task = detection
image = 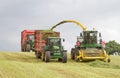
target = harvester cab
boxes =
[42,37,67,63]
[76,30,102,49]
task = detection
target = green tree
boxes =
[105,40,120,54]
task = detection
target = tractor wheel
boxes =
[42,52,45,61]
[21,45,24,52]
[58,58,62,62]
[45,51,50,62]
[75,49,79,62]
[21,48,24,52]
[22,45,26,52]
[107,58,111,63]
[36,52,41,59]
[26,44,31,52]
[71,48,75,60]
[62,52,67,63]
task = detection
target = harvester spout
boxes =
[50,20,87,31]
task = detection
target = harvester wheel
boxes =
[71,48,75,60]
[76,58,79,62]
[75,54,79,62]
[45,51,50,62]
[75,49,79,62]
[107,58,111,63]
[62,52,67,63]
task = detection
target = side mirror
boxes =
[99,33,101,37]
[80,33,82,37]
[63,39,65,42]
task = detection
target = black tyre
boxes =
[75,52,79,62]
[71,48,75,60]
[62,52,67,63]
[26,44,31,52]
[36,52,41,59]
[42,52,45,61]
[58,58,62,62]
[21,48,24,52]
[45,51,50,62]
[22,45,26,52]
[75,49,79,62]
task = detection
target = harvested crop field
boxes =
[0,52,120,78]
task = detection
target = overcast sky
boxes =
[0,0,120,52]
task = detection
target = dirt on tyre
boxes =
[45,51,50,62]
[62,52,67,63]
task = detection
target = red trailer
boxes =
[34,30,60,58]
[21,30,35,52]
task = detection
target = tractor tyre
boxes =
[62,52,67,63]
[71,48,75,60]
[22,45,26,52]
[26,44,31,52]
[75,49,79,62]
[21,47,24,52]
[36,52,41,59]
[42,52,45,61]
[45,51,50,62]
[21,45,25,52]
[58,58,62,62]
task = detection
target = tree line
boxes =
[105,40,120,55]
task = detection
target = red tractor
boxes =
[21,30,35,52]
